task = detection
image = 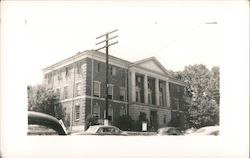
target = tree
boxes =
[170,64,220,128]
[28,85,66,122]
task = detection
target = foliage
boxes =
[28,85,67,126]
[170,64,220,128]
[116,115,134,131]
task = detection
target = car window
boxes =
[28,124,58,135]
[210,131,219,136]
[111,128,121,133]
[97,127,110,133]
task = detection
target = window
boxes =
[136,76,141,86]
[108,85,113,99]
[104,106,113,121]
[63,86,68,99]
[28,125,58,135]
[58,70,62,80]
[163,115,166,124]
[173,98,179,110]
[48,73,52,84]
[159,92,163,106]
[119,87,125,101]
[75,83,81,97]
[136,87,141,102]
[93,103,100,122]
[76,62,81,74]
[95,62,101,72]
[159,82,163,91]
[75,105,80,120]
[120,106,126,116]
[148,89,152,104]
[176,85,180,93]
[65,67,70,78]
[110,66,116,76]
[93,81,101,97]
[56,88,60,95]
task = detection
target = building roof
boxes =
[42,49,187,86]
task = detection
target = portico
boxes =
[128,57,172,127]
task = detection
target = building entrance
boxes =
[150,110,158,131]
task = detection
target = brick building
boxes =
[42,50,186,131]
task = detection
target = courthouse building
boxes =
[42,50,187,131]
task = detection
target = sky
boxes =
[2,1,224,85]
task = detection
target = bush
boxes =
[116,115,134,131]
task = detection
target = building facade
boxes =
[42,50,186,131]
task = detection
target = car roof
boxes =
[28,111,67,135]
[90,125,119,128]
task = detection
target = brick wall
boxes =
[86,58,128,99]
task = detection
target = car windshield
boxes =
[86,126,99,133]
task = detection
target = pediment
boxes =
[130,57,169,75]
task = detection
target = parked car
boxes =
[188,126,219,136]
[184,127,197,135]
[72,125,128,136]
[157,127,183,136]
[28,111,68,135]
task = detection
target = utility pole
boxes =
[96,29,118,125]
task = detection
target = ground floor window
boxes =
[93,103,100,121]
[120,105,126,116]
[75,105,80,121]
[104,106,113,121]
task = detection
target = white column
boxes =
[166,79,170,108]
[131,71,136,102]
[155,78,159,106]
[144,75,148,104]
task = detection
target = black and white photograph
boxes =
[1,0,249,158]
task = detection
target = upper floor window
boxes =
[176,85,180,93]
[65,67,70,78]
[119,87,126,101]
[58,70,62,80]
[148,89,152,104]
[95,62,101,72]
[136,76,141,86]
[136,87,141,103]
[110,66,116,76]
[63,86,68,99]
[108,84,113,99]
[75,83,81,97]
[159,82,164,92]
[93,81,101,97]
[159,92,163,106]
[173,98,179,110]
[76,62,81,74]
[47,73,52,84]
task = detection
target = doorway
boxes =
[150,110,158,131]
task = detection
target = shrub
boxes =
[116,115,134,131]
